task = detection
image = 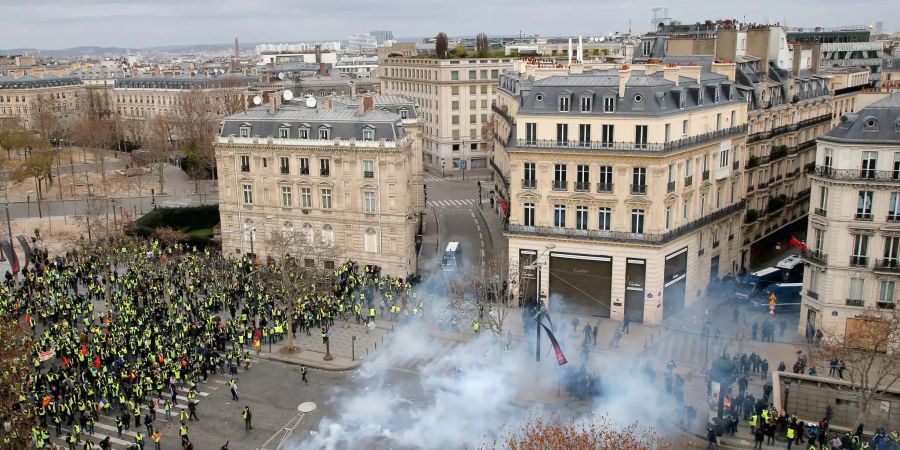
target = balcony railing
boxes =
[814,207,827,217]
[505,201,744,245]
[801,248,827,265]
[667,181,676,193]
[552,180,568,191]
[850,256,869,267]
[597,183,614,193]
[874,259,900,273]
[631,184,647,195]
[522,178,536,190]
[811,166,900,182]
[513,124,747,154]
[702,170,710,181]
[846,299,865,307]
[684,176,693,187]
[574,181,591,192]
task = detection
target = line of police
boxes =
[0,236,418,449]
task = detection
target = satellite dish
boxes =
[282,90,294,101]
[278,72,285,80]
[253,95,262,106]
[305,96,317,108]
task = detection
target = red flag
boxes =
[540,323,568,366]
[789,236,808,251]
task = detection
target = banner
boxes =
[539,322,568,366]
[0,240,18,274]
[16,235,32,270]
[38,349,55,361]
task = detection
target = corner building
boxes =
[215,94,423,278]
[497,64,747,324]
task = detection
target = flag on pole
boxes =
[539,322,568,366]
[789,236,808,251]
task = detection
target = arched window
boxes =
[364,228,378,253]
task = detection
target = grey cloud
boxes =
[0,0,893,50]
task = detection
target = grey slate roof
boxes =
[820,93,900,144]
[220,100,407,142]
[516,70,741,116]
[0,74,82,89]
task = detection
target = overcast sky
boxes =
[0,0,893,50]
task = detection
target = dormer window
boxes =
[558,96,570,112]
[580,96,592,112]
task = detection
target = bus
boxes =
[441,242,461,272]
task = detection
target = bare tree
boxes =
[809,307,900,430]
[476,32,489,58]
[436,32,449,59]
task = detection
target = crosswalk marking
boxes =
[427,198,485,208]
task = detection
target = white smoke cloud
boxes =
[291,296,685,449]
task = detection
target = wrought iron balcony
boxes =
[597,183,614,193]
[521,178,536,189]
[801,248,827,265]
[505,201,744,245]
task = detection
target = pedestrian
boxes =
[301,364,308,384]
[229,378,239,401]
[243,406,253,431]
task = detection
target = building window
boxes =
[320,188,333,209]
[634,125,648,149]
[603,97,615,112]
[861,151,877,178]
[363,160,375,178]
[299,157,310,174]
[852,234,869,266]
[363,191,377,213]
[240,155,250,172]
[301,187,312,208]
[575,206,588,230]
[281,186,292,207]
[525,123,537,144]
[598,207,611,231]
[558,96,570,112]
[849,277,865,302]
[578,124,591,146]
[880,280,895,305]
[556,123,569,146]
[580,96,592,112]
[553,205,566,228]
[523,203,535,227]
[857,191,873,220]
[363,129,375,141]
[631,209,645,234]
[601,124,614,147]
[320,158,330,176]
[242,184,253,204]
[364,228,378,253]
[280,157,289,174]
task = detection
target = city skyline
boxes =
[0,0,894,51]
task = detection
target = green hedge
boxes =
[128,205,220,247]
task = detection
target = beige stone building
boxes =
[379,56,514,173]
[800,94,900,347]
[215,94,423,277]
[494,63,747,324]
